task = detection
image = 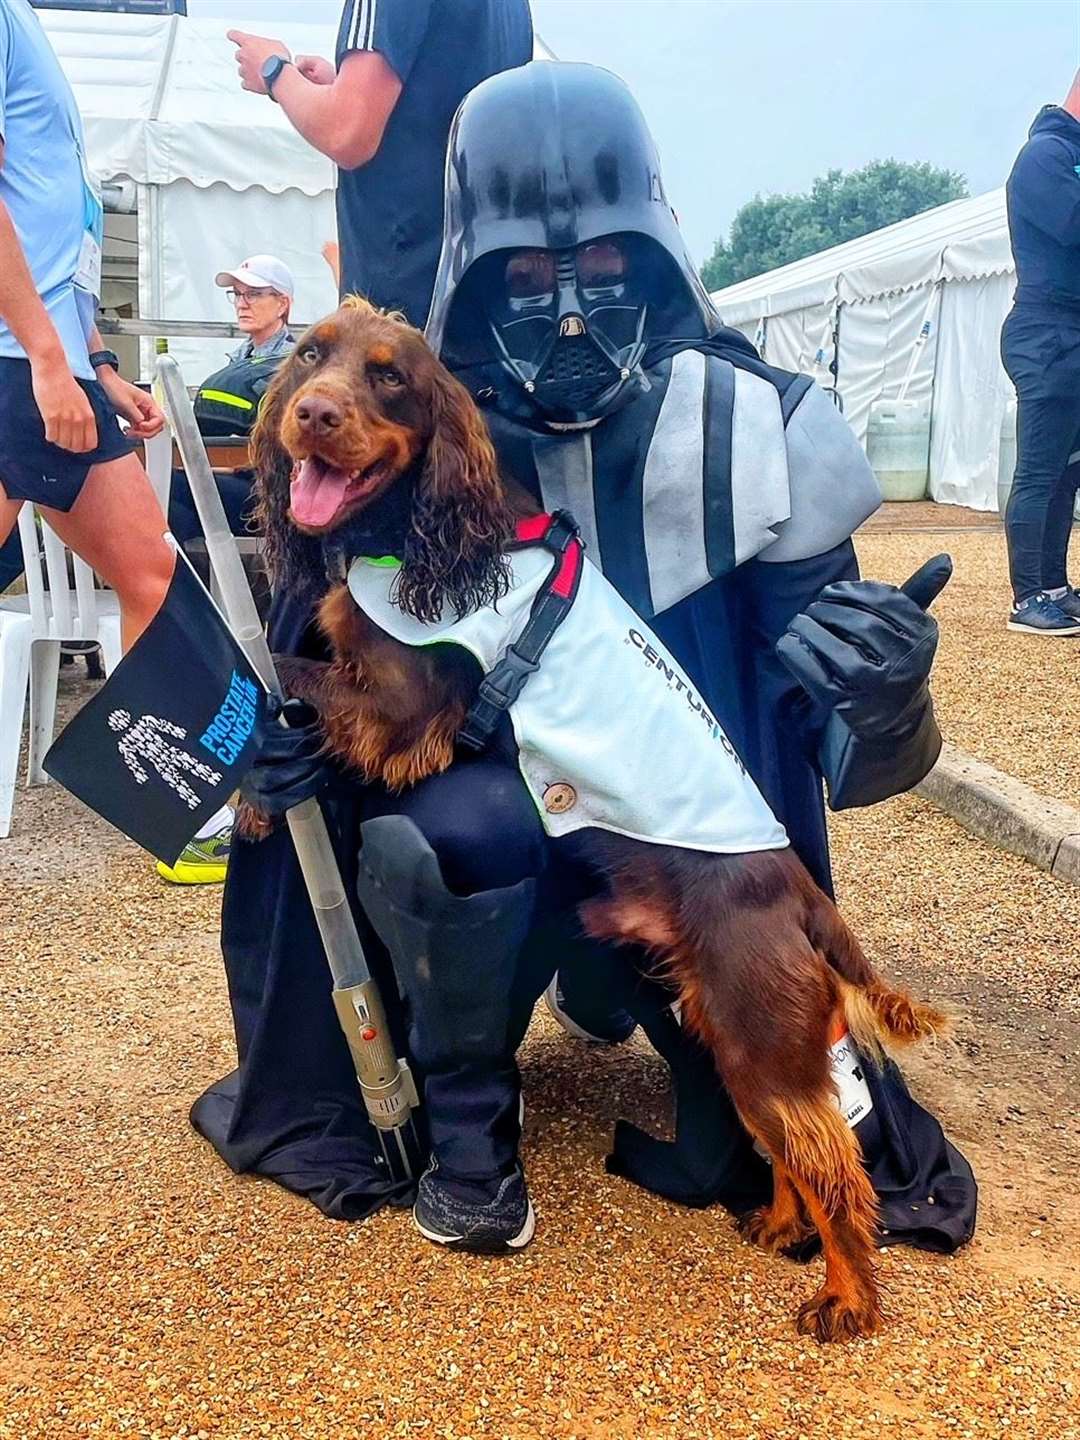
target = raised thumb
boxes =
[899,553,953,611]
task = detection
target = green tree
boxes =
[701,159,967,292]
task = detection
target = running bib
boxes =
[828,1031,874,1129]
[73,142,103,300]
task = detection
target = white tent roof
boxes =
[41,10,338,196]
[42,10,555,200]
[713,188,1012,324]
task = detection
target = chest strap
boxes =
[457,510,585,753]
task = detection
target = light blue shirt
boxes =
[0,0,101,378]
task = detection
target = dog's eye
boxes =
[297,345,319,365]
[369,364,404,389]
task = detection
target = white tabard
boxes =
[347,547,790,856]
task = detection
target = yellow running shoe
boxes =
[156,825,231,885]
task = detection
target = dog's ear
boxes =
[398,364,513,622]
[251,358,324,596]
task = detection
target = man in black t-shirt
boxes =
[229,0,533,326]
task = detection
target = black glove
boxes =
[239,695,334,817]
[775,555,952,808]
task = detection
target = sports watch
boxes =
[261,54,292,101]
[88,349,120,372]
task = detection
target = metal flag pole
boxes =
[156,355,422,1182]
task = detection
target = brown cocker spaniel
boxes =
[251,297,947,1342]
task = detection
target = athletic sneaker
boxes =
[1006,592,1080,637]
[156,824,231,885]
[543,974,638,1044]
[413,1160,535,1254]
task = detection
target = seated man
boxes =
[199,65,975,1259]
[157,257,295,888]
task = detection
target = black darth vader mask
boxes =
[484,237,649,424]
[427,63,720,432]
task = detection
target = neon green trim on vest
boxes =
[358,555,403,568]
[199,389,254,410]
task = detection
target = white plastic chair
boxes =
[0,428,172,837]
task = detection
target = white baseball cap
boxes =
[215,254,295,298]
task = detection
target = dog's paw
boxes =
[738,1205,815,1256]
[234,798,275,841]
[795,1284,882,1343]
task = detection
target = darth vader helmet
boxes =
[426,62,719,429]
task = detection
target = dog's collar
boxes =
[322,540,349,584]
[323,540,403,584]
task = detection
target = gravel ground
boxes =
[2,543,1078,1439]
[855,521,1080,809]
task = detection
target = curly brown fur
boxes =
[251,296,515,620]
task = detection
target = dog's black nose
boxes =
[295,394,343,435]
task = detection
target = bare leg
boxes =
[0,487,22,548]
[38,451,175,650]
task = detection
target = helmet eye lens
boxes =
[576,241,627,288]
[505,251,557,299]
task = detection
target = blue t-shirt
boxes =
[0,0,101,377]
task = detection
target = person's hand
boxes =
[99,370,165,440]
[31,354,97,453]
[296,54,336,85]
[239,695,335,818]
[321,239,341,285]
[775,555,953,736]
[226,30,290,95]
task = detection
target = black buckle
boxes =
[323,540,348,583]
[458,646,539,752]
[545,509,581,555]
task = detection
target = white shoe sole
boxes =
[413,1196,536,1252]
[1006,620,1080,635]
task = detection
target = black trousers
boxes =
[1001,304,1080,602]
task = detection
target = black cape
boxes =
[193,337,976,1251]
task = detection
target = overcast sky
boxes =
[190,0,1079,264]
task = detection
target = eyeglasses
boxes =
[226,287,279,305]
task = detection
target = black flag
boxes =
[44,552,267,864]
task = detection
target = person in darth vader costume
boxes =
[194,62,975,1255]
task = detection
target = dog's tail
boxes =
[808,892,949,1061]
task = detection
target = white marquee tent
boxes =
[40,9,553,384]
[710,190,1016,511]
[42,8,341,382]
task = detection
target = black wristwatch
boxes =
[89,349,119,372]
[261,54,292,101]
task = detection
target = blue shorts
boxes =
[0,357,133,513]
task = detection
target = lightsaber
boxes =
[156,355,422,1182]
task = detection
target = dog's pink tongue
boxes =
[290,458,352,528]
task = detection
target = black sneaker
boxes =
[543,975,638,1044]
[1006,592,1080,636]
[413,1161,535,1254]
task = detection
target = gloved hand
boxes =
[775,555,952,810]
[239,694,335,817]
[775,554,952,735]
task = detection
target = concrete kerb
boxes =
[915,741,1080,886]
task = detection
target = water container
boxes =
[997,396,1080,520]
[996,399,1017,517]
[865,398,930,501]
